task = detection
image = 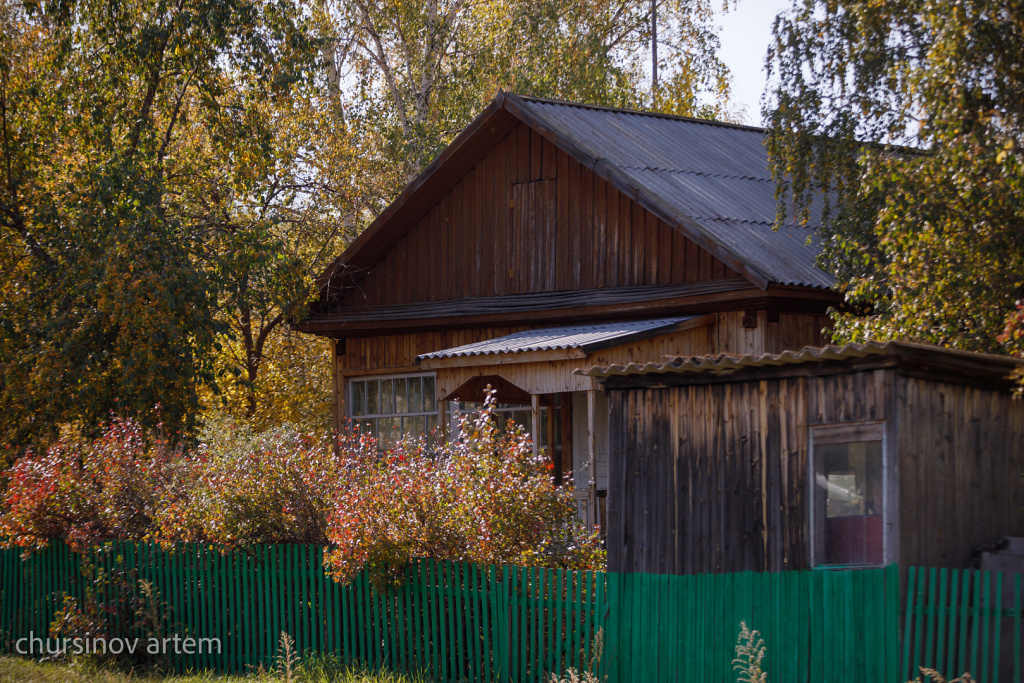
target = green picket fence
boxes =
[903,566,1023,683]
[0,543,601,681]
[3,543,1019,682]
[605,565,903,683]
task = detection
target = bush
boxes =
[0,418,188,551]
[1,403,604,584]
[158,424,350,548]
[323,402,604,587]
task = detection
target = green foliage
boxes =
[0,0,335,446]
[48,555,178,671]
[323,0,740,179]
[1,0,742,444]
[766,0,1024,356]
[201,330,334,435]
[0,654,434,681]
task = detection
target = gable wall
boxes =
[344,122,740,307]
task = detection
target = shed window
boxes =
[811,423,886,567]
[349,374,438,449]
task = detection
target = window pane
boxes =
[380,416,401,449]
[409,377,424,413]
[366,380,379,416]
[405,415,425,440]
[424,376,436,412]
[351,381,366,416]
[539,407,549,448]
[814,439,883,566]
[426,414,438,442]
[513,410,531,434]
[393,377,407,413]
[381,379,394,415]
[356,419,376,441]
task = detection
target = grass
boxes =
[0,656,433,683]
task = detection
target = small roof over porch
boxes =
[416,315,712,398]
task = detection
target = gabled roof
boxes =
[313,92,833,314]
[508,96,832,289]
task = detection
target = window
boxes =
[810,422,887,567]
[349,374,439,449]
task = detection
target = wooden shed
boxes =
[585,342,1024,574]
[295,91,844,528]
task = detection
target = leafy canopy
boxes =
[325,0,740,178]
[0,0,327,445]
[766,0,1024,354]
[1,0,744,444]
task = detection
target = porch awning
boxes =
[416,316,704,369]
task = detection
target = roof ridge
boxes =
[510,92,767,134]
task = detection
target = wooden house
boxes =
[583,342,1024,574]
[295,92,841,526]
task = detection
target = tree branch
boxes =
[353,0,411,135]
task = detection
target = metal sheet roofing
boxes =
[417,317,697,361]
[580,341,1024,378]
[514,96,833,288]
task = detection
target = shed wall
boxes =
[607,368,897,575]
[608,366,1024,575]
[896,375,1024,569]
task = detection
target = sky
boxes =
[714,0,794,125]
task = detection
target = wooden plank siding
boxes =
[339,124,741,310]
[331,313,829,427]
[896,375,1024,570]
[606,366,1024,576]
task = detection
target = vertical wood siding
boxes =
[608,367,1024,576]
[331,314,828,430]
[897,376,1024,569]
[341,123,740,308]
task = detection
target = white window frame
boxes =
[808,421,891,569]
[348,372,440,448]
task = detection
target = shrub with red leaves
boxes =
[1,403,605,584]
[1000,301,1024,397]
[0,418,187,551]
[324,401,604,588]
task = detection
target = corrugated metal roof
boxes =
[580,341,1024,378]
[417,317,697,360]
[514,96,833,288]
